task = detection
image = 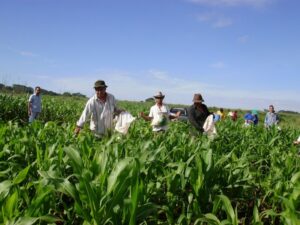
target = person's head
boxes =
[193,93,204,106]
[94,80,108,98]
[153,91,165,104]
[251,110,258,117]
[35,86,41,95]
[269,105,275,113]
[220,108,224,112]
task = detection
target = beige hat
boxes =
[193,93,204,102]
[153,91,165,99]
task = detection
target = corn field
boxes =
[0,94,300,224]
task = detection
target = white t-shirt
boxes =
[149,104,169,132]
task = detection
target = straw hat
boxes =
[153,91,165,99]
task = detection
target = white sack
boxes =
[203,114,217,137]
[115,111,136,134]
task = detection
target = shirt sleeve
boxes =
[165,105,170,114]
[205,105,211,116]
[276,114,279,123]
[76,99,93,128]
[111,95,118,112]
[149,106,154,118]
[264,114,268,124]
[28,95,33,103]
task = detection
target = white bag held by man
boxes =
[203,114,217,138]
[114,111,136,134]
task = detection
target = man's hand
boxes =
[74,126,81,135]
[294,140,300,145]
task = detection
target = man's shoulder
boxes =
[150,105,157,110]
[187,105,195,112]
[87,95,97,103]
[107,93,115,98]
[28,94,35,100]
[162,104,169,110]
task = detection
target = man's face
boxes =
[269,106,274,112]
[35,87,41,95]
[194,102,202,107]
[155,97,163,104]
[95,87,106,98]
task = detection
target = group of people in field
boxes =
[28,80,300,146]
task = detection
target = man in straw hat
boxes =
[140,91,179,132]
[188,93,211,133]
[75,80,122,137]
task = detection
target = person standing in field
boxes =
[244,110,258,126]
[187,93,211,134]
[232,110,238,121]
[28,86,42,123]
[264,105,279,128]
[216,108,225,120]
[228,110,238,121]
[75,80,122,137]
[140,91,179,132]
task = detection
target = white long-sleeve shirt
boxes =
[76,93,117,135]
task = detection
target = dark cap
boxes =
[94,80,108,88]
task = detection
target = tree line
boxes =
[0,83,87,98]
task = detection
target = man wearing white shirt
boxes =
[140,91,179,132]
[75,80,121,137]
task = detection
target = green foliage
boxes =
[0,94,300,224]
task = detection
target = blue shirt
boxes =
[244,113,258,125]
[213,113,220,122]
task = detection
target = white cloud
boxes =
[148,70,169,81]
[34,75,51,79]
[10,71,300,112]
[238,35,249,43]
[210,61,226,68]
[196,12,233,28]
[187,0,273,8]
[19,51,38,57]
[213,18,233,27]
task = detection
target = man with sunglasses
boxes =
[75,80,121,137]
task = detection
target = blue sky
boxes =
[1,0,300,112]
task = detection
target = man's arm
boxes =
[140,107,154,121]
[28,95,33,116]
[75,100,92,135]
